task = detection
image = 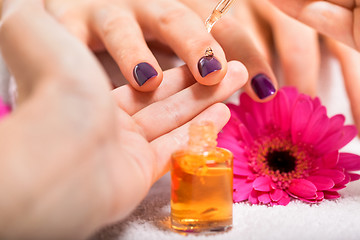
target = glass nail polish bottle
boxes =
[171,121,233,233]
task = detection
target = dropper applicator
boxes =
[205,0,237,33]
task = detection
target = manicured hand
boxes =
[269,0,360,51]
[0,1,247,239]
[44,0,231,92]
[179,0,279,102]
[180,0,360,134]
[264,0,360,134]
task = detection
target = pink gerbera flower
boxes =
[218,87,360,206]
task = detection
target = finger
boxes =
[221,3,278,101]
[269,0,360,51]
[150,102,231,181]
[112,64,195,115]
[179,0,277,101]
[134,0,228,86]
[44,1,90,45]
[90,4,163,91]
[325,38,360,135]
[263,1,320,96]
[0,0,110,103]
[133,61,248,141]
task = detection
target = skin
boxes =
[183,0,360,133]
[269,0,360,133]
[179,0,279,102]
[0,0,248,239]
[43,0,281,101]
[43,0,230,91]
[269,0,360,51]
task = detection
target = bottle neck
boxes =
[188,121,217,153]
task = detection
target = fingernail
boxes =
[133,62,158,86]
[197,56,222,77]
[251,74,276,99]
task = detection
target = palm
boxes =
[96,62,248,223]
[0,1,247,237]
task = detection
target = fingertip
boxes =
[199,102,231,131]
[131,62,163,92]
[196,55,227,86]
[245,73,278,103]
[226,60,249,86]
[213,102,231,130]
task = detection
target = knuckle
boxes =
[101,14,127,37]
[157,6,189,29]
[217,16,237,29]
[161,101,182,127]
[215,16,238,35]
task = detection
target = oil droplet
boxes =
[204,47,214,58]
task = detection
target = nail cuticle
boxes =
[197,55,222,78]
[133,62,158,86]
[251,73,276,99]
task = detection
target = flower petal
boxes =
[238,124,254,146]
[220,117,241,139]
[227,103,242,120]
[258,192,271,204]
[315,125,357,155]
[321,151,339,168]
[306,176,335,190]
[250,102,265,129]
[323,191,341,200]
[234,163,254,176]
[239,92,254,112]
[218,137,245,158]
[248,190,259,204]
[233,177,254,202]
[253,176,272,192]
[349,173,360,182]
[270,189,285,202]
[287,179,317,198]
[277,194,291,206]
[316,191,324,201]
[337,152,360,171]
[334,173,350,187]
[291,95,313,144]
[283,87,299,106]
[244,113,260,137]
[301,106,329,145]
[257,100,275,128]
[313,169,345,184]
[274,89,291,132]
[233,188,252,202]
[312,97,321,110]
[322,114,345,138]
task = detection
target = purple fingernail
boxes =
[133,62,158,86]
[197,56,222,77]
[251,74,276,99]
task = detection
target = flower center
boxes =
[248,135,312,188]
[267,150,296,173]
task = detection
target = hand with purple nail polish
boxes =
[251,74,276,100]
[42,0,231,91]
[133,62,158,86]
[198,55,222,78]
[0,2,249,239]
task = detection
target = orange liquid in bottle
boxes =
[171,122,233,233]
